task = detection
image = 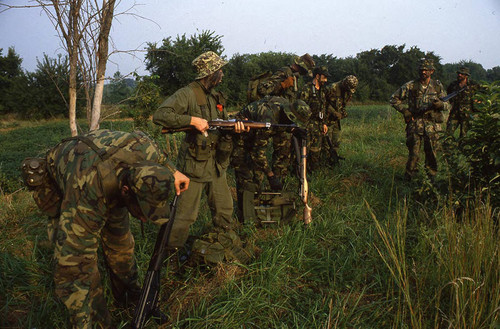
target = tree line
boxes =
[1,30,499,119]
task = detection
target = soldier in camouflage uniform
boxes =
[324,75,358,164]
[257,53,315,102]
[390,59,451,181]
[298,66,330,171]
[231,96,311,220]
[22,129,189,328]
[153,51,246,249]
[446,66,479,137]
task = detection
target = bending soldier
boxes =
[298,65,330,171]
[390,59,451,181]
[231,96,311,221]
[324,75,358,164]
[257,53,315,102]
[21,129,189,328]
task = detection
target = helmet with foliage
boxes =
[192,51,227,80]
[342,75,358,93]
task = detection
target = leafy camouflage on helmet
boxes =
[294,53,315,76]
[419,58,435,71]
[129,161,173,225]
[456,66,470,76]
[283,99,311,127]
[192,51,228,80]
[342,75,358,93]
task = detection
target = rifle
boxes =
[292,136,312,225]
[161,118,297,134]
[412,86,467,117]
[131,193,180,329]
[324,135,344,164]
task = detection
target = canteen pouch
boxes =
[21,157,61,218]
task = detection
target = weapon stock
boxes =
[161,119,297,134]
[131,193,180,329]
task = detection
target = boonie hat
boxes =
[192,51,227,80]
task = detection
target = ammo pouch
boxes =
[186,133,213,161]
[254,191,297,224]
[21,157,61,218]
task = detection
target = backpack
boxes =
[247,71,272,102]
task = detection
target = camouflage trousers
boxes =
[446,110,472,138]
[307,121,325,170]
[326,121,341,152]
[405,120,441,179]
[52,206,140,329]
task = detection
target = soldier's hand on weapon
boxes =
[292,127,308,141]
[403,109,413,123]
[234,120,250,133]
[431,99,444,110]
[280,76,295,89]
[190,116,209,134]
[322,124,328,135]
[267,173,283,191]
[173,170,190,195]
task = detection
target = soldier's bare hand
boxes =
[234,120,249,133]
[173,170,190,195]
[322,124,328,135]
[190,116,209,133]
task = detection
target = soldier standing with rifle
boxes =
[390,58,451,181]
[152,51,246,252]
[231,96,311,222]
[446,66,480,137]
[298,66,330,172]
[324,75,358,165]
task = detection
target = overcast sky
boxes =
[1,0,499,77]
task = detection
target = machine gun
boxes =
[412,86,467,117]
[131,193,180,328]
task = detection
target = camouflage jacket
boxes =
[390,78,450,123]
[325,81,349,122]
[447,80,479,119]
[298,81,328,124]
[234,96,286,174]
[45,129,175,241]
[153,81,231,182]
[257,66,299,102]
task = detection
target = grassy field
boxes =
[0,105,498,328]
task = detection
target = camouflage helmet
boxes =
[282,99,311,127]
[313,65,331,78]
[128,161,173,225]
[342,75,358,93]
[419,58,435,71]
[192,51,228,80]
[456,66,470,76]
[293,53,315,76]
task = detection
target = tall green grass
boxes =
[0,106,498,328]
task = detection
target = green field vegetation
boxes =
[0,104,499,328]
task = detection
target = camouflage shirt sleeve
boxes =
[389,81,411,113]
[257,68,291,97]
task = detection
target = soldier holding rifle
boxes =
[390,58,451,181]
